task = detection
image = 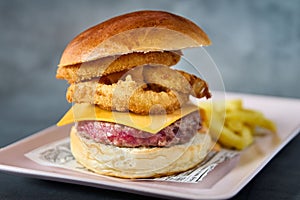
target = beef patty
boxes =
[76,111,201,148]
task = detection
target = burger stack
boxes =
[56,10,213,178]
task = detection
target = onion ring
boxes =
[143,65,211,98]
[67,75,189,115]
[56,51,181,83]
[67,64,210,115]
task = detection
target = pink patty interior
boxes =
[76,111,201,148]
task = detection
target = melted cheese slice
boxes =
[57,103,199,134]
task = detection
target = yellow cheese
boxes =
[57,103,199,134]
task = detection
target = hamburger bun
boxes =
[70,126,212,178]
[59,10,211,67]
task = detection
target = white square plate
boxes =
[0,93,299,199]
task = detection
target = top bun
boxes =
[59,10,211,67]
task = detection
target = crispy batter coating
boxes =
[177,70,211,99]
[143,65,211,98]
[56,51,181,83]
[95,65,211,99]
[66,65,211,114]
[67,75,189,115]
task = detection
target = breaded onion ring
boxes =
[143,65,211,98]
[67,75,189,115]
[66,65,211,115]
[177,70,211,99]
[56,51,181,83]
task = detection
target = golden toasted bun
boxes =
[56,51,181,83]
[59,10,211,67]
[70,126,212,178]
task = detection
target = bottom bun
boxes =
[70,126,212,178]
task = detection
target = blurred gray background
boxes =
[0,0,299,145]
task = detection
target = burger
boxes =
[56,10,213,178]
